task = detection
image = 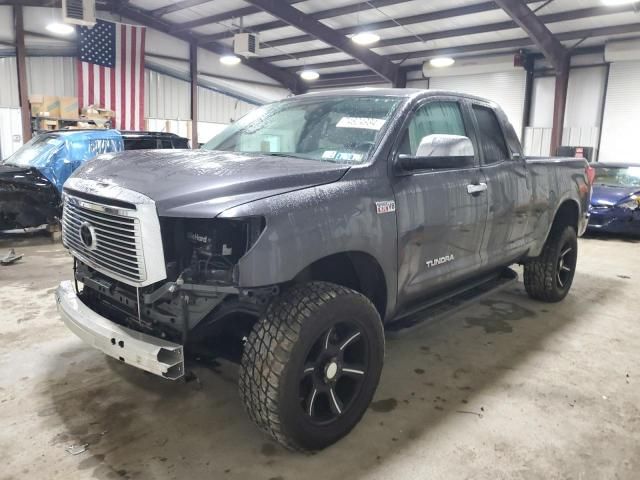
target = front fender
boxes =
[218,174,398,318]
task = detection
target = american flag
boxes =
[77,19,146,130]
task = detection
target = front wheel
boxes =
[238,282,385,451]
[524,225,578,302]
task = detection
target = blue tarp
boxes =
[2,130,123,192]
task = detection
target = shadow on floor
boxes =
[40,275,621,480]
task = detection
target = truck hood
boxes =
[68,150,350,217]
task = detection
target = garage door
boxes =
[599,61,640,163]
[429,70,527,139]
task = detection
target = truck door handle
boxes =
[467,183,488,195]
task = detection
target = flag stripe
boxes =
[77,20,145,131]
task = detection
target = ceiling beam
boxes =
[243,0,401,84]
[264,4,636,63]
[289,22,640,72]
[198,0,408,45]
[112,3,305,93]
[494,0,568,71]
[260,0,537,50]
[169,0,306,34]
[150,0,214,18]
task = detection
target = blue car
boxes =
[0,130,123,232]
[588,162,640,235]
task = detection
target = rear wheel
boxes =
[239,281,384,451]
[524,225,578,302]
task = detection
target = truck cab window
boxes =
[472,105,509,164]
[399,101,466,156]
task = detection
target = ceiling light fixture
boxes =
[300,69,320,81]
[46,23,75,35]
[429,57,455,68]
[220,54,242,66]
[352,31,380,46]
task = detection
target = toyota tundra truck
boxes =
[55,89,592,451]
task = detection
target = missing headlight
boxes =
[160,217,265,283]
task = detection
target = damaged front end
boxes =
[74,216,277,346]
[0,166,60,232]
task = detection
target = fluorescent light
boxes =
[601,0,637,5]
[300,69,320,81]
[220,54,241,66]
[429,57,455,68]
[46,23,74,35]
[352,31,380,46]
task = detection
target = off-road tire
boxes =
[524,225,578,302]
[239,281,385,451]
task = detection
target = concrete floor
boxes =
[0,236,638,480]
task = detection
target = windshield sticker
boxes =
[322,150,337,160]
[335,152,364,162]
[336,117,386,130]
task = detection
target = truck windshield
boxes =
[3,134,64,168]
[203,96,402,164]
[595,166,640,187]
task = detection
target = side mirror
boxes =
[398,134,475,171]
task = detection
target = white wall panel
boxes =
[26,56,76,97]
[0,57,19,107]
[429,70,527,138]
[198,86,255,124]
[564,66,607,129]
[0,108,23,159]
[599,61,640,163]
[145,69,191,120]
[529,76,555,128]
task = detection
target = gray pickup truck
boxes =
[55,89,592,451]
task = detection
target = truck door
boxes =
[470,103,532,266]
[391,98,488,309]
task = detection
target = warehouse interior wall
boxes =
[599,60,640,163]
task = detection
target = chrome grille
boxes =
[62,194,147,284]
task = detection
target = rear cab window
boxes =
[472,105,510,165]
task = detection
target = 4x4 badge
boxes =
[375,201,396,214]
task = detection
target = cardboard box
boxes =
[59,96,79,119]
[29,95,60,117]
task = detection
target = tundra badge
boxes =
[426,254,455,268]
[376,201,396,214]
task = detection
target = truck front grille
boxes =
[62,194,146,284]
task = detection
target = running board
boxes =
[386,268,518,337]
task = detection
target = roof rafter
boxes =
[263,4,636,63]
[243,0,401,84]
[198,0,408,46]
[169,0,306,33]
[494,0,568,70]
[288,22,640,72]
[150,0,214,18]
[111,3,305,93]
[256,0,537,50]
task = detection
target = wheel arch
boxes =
[293,251,388,322]
[529,198,580,258]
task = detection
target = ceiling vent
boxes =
[62,0,96,26]
[234,33,260,57]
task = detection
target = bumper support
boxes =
[55,280,184,380]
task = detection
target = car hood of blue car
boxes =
[591,184,640,207]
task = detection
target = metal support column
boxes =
[190,41,198,148]
[550,60,569,156]
[14,5,31,144]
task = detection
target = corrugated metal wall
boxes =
[599,61,640,163]
[0,107,23,159]
[145,69,256,123]
[26,56,76,97]
[198,86,254,124]
[0,57,19,107]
